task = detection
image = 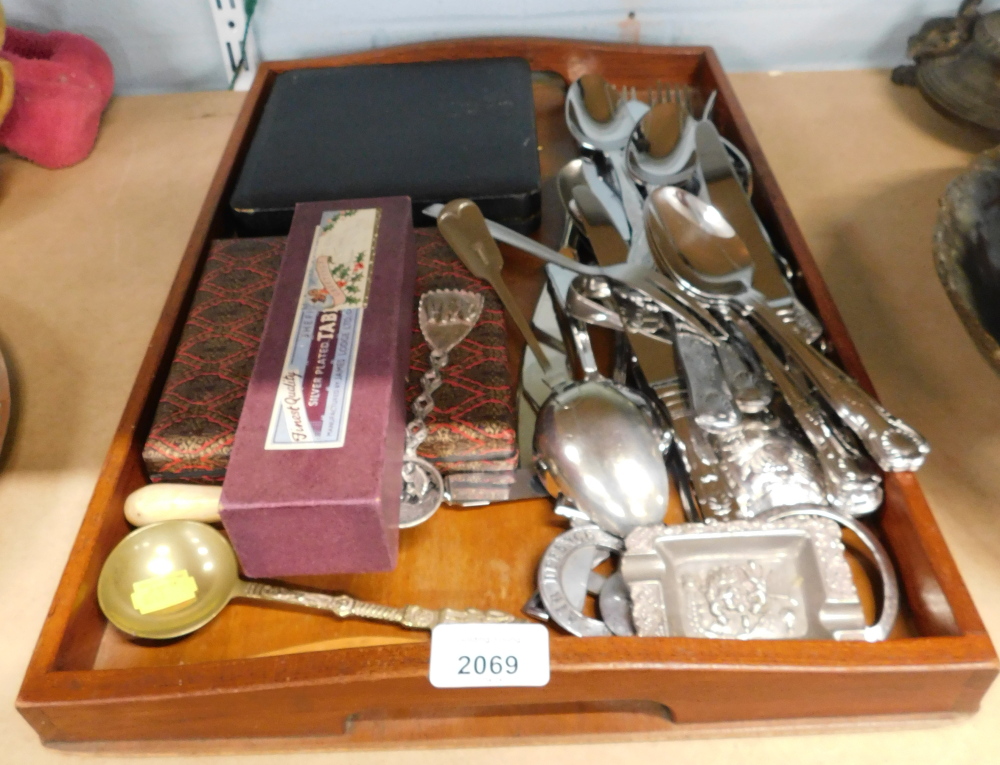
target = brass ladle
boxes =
[97,521,522,639]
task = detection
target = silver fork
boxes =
[615,83,649,123]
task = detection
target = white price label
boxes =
[429,623,550,688]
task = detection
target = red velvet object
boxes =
[0,27,114,168]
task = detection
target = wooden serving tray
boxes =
[17,38,998,751]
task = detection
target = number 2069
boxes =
[458,655,518,675]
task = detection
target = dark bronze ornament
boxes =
[933,145,1000,371]
[893,0,1000,132]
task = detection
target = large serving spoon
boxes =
[645,186,930,473]
[424,201,727,342]
[533,357,672,539]
[98,521,523,639]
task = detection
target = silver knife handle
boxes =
[822,426,885,516]
[674,329,741,433]
[608,150,645,243]
[734,316,883,516]
[714,333,773,413]
[773,299,825,345]
[653,381,740,520]
[782,358,883,516]
[750,300,930,472]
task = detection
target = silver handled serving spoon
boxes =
[533,243,672,539]
[424,202,727,342]
[98,521,523,640]
[645,186,930,473]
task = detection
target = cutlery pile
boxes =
[429,74,920,641]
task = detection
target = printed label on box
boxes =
[266,207,381,450]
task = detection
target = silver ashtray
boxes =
[622,517,867,640]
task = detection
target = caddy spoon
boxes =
[533,379,670,538]
[534,260,672,538]
[399,289,485,528]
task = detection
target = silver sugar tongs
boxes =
[423,203,726,344]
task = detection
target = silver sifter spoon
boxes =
[399,289,485,528]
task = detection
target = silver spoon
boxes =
[533,256,671,538]
[645,186,930,473]
[625,96,699,188]
[564,74,642,155]
[424,202,728,342]
[556,157,630,245]
[624,90,753,197]
[533,378,671,538]
[98,521,523,640]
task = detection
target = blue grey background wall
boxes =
[3,0,985,94]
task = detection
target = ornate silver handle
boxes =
[674,328,741,433]
[773,298,825,345]
[757,506,899,643]
[237,581,524,631]
[734,315,883,516]
[714,335,773,414]
[749,299,929,472]
[652,379,740,521]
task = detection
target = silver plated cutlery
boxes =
[646,185,930,473]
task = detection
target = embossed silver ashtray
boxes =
[621,518,868,641]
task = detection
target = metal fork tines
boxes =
[649,81,692,112]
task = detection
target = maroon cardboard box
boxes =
[219,197,416,576]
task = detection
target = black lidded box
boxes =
[230,57,542,236]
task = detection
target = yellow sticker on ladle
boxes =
[130,569,198,615]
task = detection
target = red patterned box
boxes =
[143,231,517,485]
